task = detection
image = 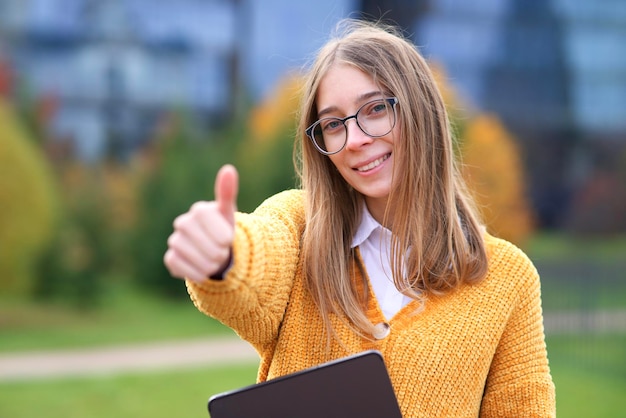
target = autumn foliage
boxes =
[248,73,303,144]
[460,114,535,246]
[0,98,59,296]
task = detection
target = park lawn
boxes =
[0,283,232,353]
[0,335,624,418]
[525,232,626,262]
[526,232,626,311]
[552,360,626,417]
[546,334,626,417]
[0,362,259,418]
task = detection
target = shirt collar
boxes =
[351,204,386,248]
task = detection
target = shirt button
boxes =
[373,322,390,340]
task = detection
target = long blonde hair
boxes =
[295,19,488,338]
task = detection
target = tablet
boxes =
[208,350,402,418]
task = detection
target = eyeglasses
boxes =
[306,97,398,155]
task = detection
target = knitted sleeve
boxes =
[480,240,556,417]
[184,189,305,351]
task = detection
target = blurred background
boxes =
[0,0,624,417]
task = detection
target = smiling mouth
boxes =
[356,153,391,172]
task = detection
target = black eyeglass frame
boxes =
[305,97,399,155]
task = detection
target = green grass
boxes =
[0,284,233,353]
[0,363,259,418]
[552,365,626,417]
[526,232,626,262]
[547,334,626,417]
[526,233,626,311]
[0,335,623,418]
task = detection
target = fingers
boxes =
[164,165,239,282]
[163,248,207,283]
[164,201,233,282]
[215,164,238,227]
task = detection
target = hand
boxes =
[164,164,238,283]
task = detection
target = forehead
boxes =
[316,64,379,113]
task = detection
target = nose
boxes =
[344,119,373,151]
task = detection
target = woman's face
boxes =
[315,63,400,224]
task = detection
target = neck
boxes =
[365,197,393,229]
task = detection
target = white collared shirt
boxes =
[351,205,413,320]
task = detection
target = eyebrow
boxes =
[317,91,384,118]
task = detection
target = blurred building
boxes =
[0,0,355,160]
[413,0,626,227]
[1,0,625,226]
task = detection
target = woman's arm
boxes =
[480,243,556,417]
[184,189,305,350]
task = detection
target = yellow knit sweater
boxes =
[186,190,556,417]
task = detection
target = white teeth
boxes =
[357,154,390,172]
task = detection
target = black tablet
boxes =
[208,350,402,418]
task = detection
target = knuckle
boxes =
[190,201,210,213]
[167,233,179,248]
[173,213,188,229]
[163,249,172,265]
[174,214,196,233]
[163,250,179,273]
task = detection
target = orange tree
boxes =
[432,64,535,247]
[460,114,535,246]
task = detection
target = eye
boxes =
[321,118,343,133]
[363,100,389,117]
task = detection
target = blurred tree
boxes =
[0,98,60,297]
[238,73,302,211]
[432,64,535,247]
[132,111,238,298]
[461,114,535,246]
[34,162,112,307]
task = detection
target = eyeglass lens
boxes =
[310,98,396,154]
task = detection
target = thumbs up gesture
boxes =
[164,165,239,283]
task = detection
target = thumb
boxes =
[214,164,239,226]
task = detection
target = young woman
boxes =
[164,19,555,417]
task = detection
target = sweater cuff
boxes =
[209,252,233,280]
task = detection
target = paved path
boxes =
[1,310,625,383]
[0,337,258,382]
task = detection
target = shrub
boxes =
[132,111,238,298]
[0,98,60,296]
[34,162,121,307]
